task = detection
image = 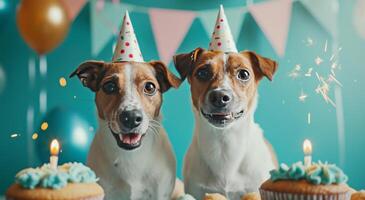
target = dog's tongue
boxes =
[119,134,142,145]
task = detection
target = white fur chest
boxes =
[185,114,275,199]
[88,121,175,200]
[196,116,252,178]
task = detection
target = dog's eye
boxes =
[144,82,157,96]
[102,81,118,94]
[237,69,250,81]
[195,66,213,81]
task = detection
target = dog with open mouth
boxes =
[173,6,278,200]
[70,11,182,200]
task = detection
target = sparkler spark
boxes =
[292,37,342,109]
[289,71,299,79]
[288,64,301,79]
[305,37,314,46]
[331,69,336,76]
[328,74,343,87]
[305,68,313,77]
[315,57,323,65]
[330,54,335,61]
[324,40,328,52]
[307,112,311,124]
[299,90,308,102]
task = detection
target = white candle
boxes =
[303,139,312,168]
[50,139,60,170]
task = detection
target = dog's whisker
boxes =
[149,122,161,128]
[150,120,162,128]
[150,123,162,128]
[148,125,157,134]
[148,125,159,138]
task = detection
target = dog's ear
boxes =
[69,61,105,92]
[173,47,205,81]
[241,51,278,81]
[149,61,181,93]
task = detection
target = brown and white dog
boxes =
[70,60,182,200]
[173,48,278,200]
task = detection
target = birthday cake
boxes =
[6,162,104,200]
[260,161,351,200]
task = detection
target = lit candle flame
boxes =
[303,139,312,155]
[50,139,60,156]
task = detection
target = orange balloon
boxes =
[16,0,70,55]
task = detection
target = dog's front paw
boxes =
[351,190,365,200]
[176,194,196,200]
[241,192,261,200]
[204,193,227,200]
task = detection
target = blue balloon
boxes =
[35,107,94,164]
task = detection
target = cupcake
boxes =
[260,161,351,200]
[6,162,104,200]
[177,194,197,200]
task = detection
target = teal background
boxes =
[0,0,364,194]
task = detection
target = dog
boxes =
[70,60,182,200]
[173,48,278,200]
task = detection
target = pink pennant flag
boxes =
[60,0,87,21]
[248,0,292,57]
[149,9,196,64]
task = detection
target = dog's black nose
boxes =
[209,89,232,108]
[119,109,143,129]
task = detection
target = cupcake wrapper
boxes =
[260,189,351,200]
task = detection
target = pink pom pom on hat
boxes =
[208,5,238,53]
[112,11,144,62]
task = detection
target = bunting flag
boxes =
[300,0,339,38]
[60,0,87,21]
[90,0,134,56]
[248,0,292,57]
[199,7,246,41]
[149,9,196,64]
[353,0,365,40]
[226,7,246,41]
[89,1,338,59]
[198,9,217,37]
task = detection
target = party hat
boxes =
[112,11,144,62]
[208,5,238,53]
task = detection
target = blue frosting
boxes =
[15,162,98,189]
[65,163,97,183]
[16,169,42,189]
[270,161,348,185]
[40,171,69,189]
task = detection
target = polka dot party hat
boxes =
[208,5,238,53]
[112,11,144,62]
